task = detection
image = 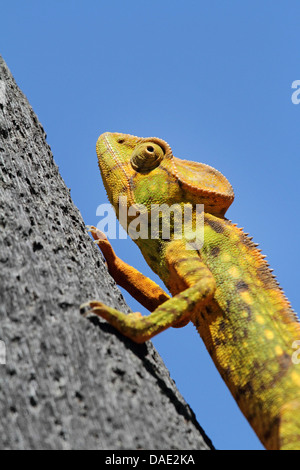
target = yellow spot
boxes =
[228,266,240,278]
[241,291,253,305]
[275,345,283,356]
[264,329,274,340]
[256,315,265,325]
[221,253,231,263]
[291,371,300,387]
[242,310,249,318]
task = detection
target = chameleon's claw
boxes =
[80,300,110,318]
[80,300,106,316]
[79,301,95,317]
[85,225,97,234]
[86,225,108,241]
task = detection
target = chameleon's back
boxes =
[197,213,300,450]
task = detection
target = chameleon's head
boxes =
[96,132,234,218]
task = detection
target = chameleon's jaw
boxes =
[96,132,133,170]
[96,132,139,205]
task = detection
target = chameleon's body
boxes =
[82,132,300,450]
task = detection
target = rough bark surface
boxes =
[0,56,213,450]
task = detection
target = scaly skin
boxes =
[81,132,300,450]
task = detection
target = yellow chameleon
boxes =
[81,132,300,450]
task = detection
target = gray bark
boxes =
[0,55,213,450]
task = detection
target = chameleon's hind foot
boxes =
[80,300,146,342]
[80,300,142,320]
[80,300,119,318]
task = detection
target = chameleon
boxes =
[81,131,300,450]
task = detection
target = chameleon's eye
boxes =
[130,142,164,173]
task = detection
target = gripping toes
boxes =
[80,300,106,317]
[80,300,123,320]
[80,300,146,340]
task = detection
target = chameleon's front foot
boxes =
[86,225,107,243]
[85,225,170,312]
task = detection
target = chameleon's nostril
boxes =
[117,139,125,144]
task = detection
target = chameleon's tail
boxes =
[279,399,300,450]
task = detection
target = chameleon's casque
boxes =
[82,132,300,450]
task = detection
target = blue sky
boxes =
[1,1,299,450]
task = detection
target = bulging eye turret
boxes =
[130,142,164,173]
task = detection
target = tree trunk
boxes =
[0,56,213,450]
